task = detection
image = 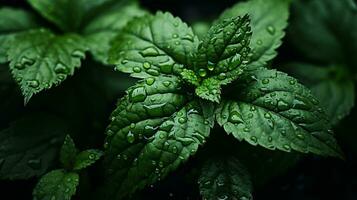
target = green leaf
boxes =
[216,67,343,158]
[83,2,147,64]
[194,15,252,102]
[0,113,68,180]
[60,135,78,169]
[73,149,103,170]
[108,12,199,78]
[7,29,87,103]
[33,169,79,200]
[286,63,355,125]
[0,7,39,63]
[218,0,291,70]
[289,0,357,66]
[198,157,253,200]
[103,76,212,199]
[27,0,114,31]
[191,21,210,39]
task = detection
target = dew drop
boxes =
[143,62,151,69]
[20,56,35,66]
[163,81,171,87]
[121,59,128,64]
[218,72,226,80]
[277,100,289,110]
[54,63,68,74]
[256,39,263,45]
[297,133,305,140]
[207,64,215,71]
[283,144,291,151]
[262,78,270,84]
[172,146,178,153]
[264,113,272,119]
[266,25,276,35]
[198,68,207,77]
[146,77,155,85]
[127,131,135,143]
[289,80,296,85]
[89,154,95,160]
[243,127,250,132]
[71,50,85,58]
[129,87,147,102]
[28,80,39,88]
[178,117,187,124]
[133,67,142,73]
[250,136,258,143]
[140,47,159,57]
[146,69,160,76]
[172,34,179,38]
[229,111,244,124]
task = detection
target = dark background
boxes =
[1,0,357,199]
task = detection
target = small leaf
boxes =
[83,2,148,64]
[198,157,253,200]
[286,63,355,125]
[218,0,291,70]
[73,149,103,170]
[0,7,39,63]
[194,15,251,102]
[7,29,87,103]
[103,76,212,199]
[33,169,79,200]
[109,12,199,78]
[216,68,343,158]
[0,113,67,180]
[60,135,78,169]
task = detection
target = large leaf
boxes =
[218,0,291,70]
[198,157,253,200]
[27,0,115,31]
[216,68,342,157]
[7,29,87,103]
[0,7,39,63]
[83,2,147,64]
[286,63,355,125]
[33,169,79,200]
[0,113,68,180]
[103,76,213,199]
[194,15,252,102]
[289,0,357,67]
[108,12,199,79]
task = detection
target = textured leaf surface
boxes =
[0,114,67,180]
[27,0,113,31]
[199,158,253,200]
[286,63,355,125]
[60,135,78,169]
[83,2,147,64]
[216,68,342,157]
[33,169,79,200]
[218,0,291,70]
[289,0,357,66]
[109,12,199,78]
[195,16,252,102]
[7,29,87,103]
[0,7,39,63]
[73,149,103,170]
[104,76,212,199]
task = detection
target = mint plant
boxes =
[103,0,342,198]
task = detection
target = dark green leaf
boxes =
[218,0,291,70]
[286,63,355,125]
[0,113,68,180]
[103,76,212,199]
[73,149,103,170]
[198,157,253,200]
[216,68,343,157]
[83,2,147,64]
[0,7,39,63]
[60,135,78,169]
[289,0,357,66]
[7,29,87,103]
[33,169,79,200]
[108,12,199,78]
[195,16,252,102]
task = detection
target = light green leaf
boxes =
[103,76,212,199]
[216,68,343,158]
[60,135,78,169]
[0,113,67,180]
[286,63,355,125]
[27,0,114,31]
[191,21,210,39]
[218,0,291,70]
[83,2,148,64]
[7,29,87,103]
[108,12,199,78]
[198,157,253,200]
[195,15,252,102]
[73,149,103,170]
[33,169,79,200]
[0,7,39,63]
[289,0,357,66]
